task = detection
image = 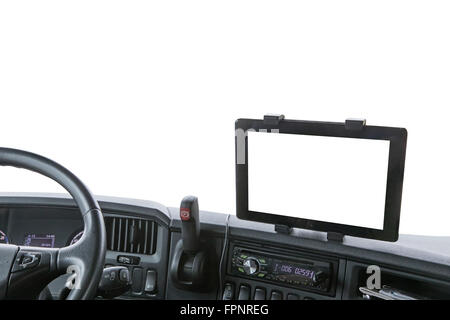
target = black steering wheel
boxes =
[0,148,106,300]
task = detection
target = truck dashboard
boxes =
[1,193,449,301]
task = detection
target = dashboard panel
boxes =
[0,193,450,300]
[0,196,171,300]
[0,206,83,248]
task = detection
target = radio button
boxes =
[277,275,286,282]
[254,288,266,300]
[222,283,234,300]
[238,285,250,300]
[270,291,283,300]
[312,271,328,286]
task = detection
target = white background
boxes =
[248,132,389,229]
[0,1,449,236]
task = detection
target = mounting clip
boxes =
[327,232,344,243]
[345,118,366,131]
[274,224,293,235]
[264,114,285,126]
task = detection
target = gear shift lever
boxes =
[180,195,200,252]
[170,195,217,291]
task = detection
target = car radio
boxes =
[230,246,333,292]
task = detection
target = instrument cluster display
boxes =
[0,230,9,244]
[23,233,56,248]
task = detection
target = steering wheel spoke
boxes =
[7,246,60,299]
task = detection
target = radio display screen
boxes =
[23,234,56,248]
[273,261,315,279]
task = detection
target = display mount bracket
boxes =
[327,232,344,243]
[275,224,344,243]
[345,118,366,131]
[274,224,293,235]
[263,114,285,125]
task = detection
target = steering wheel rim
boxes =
[0,147,106,300]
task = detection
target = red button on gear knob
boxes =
[180,208,190,221]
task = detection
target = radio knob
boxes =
[242,258,259,275]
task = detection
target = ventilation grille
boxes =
[105,216,158,255]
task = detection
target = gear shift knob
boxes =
[180,195,200,252]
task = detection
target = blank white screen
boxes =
[248,131,390,230]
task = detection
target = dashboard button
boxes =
[222,283,234,300]
[144,270,157,293]
[237,284,250,300]
[109,270,117,281]
[270,291,282,300]
[119,268,130,283]
[131,267,143,294]
[118,256,131,264]
[254,288,266,300]
[117,255,140,265]
[312,270,327,286]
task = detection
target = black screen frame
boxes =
[235,117,407,242]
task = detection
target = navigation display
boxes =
[235,117,407,242]
[23,234,56,248]
[248,131,390,230]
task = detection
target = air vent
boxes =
[104,216,158,255]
